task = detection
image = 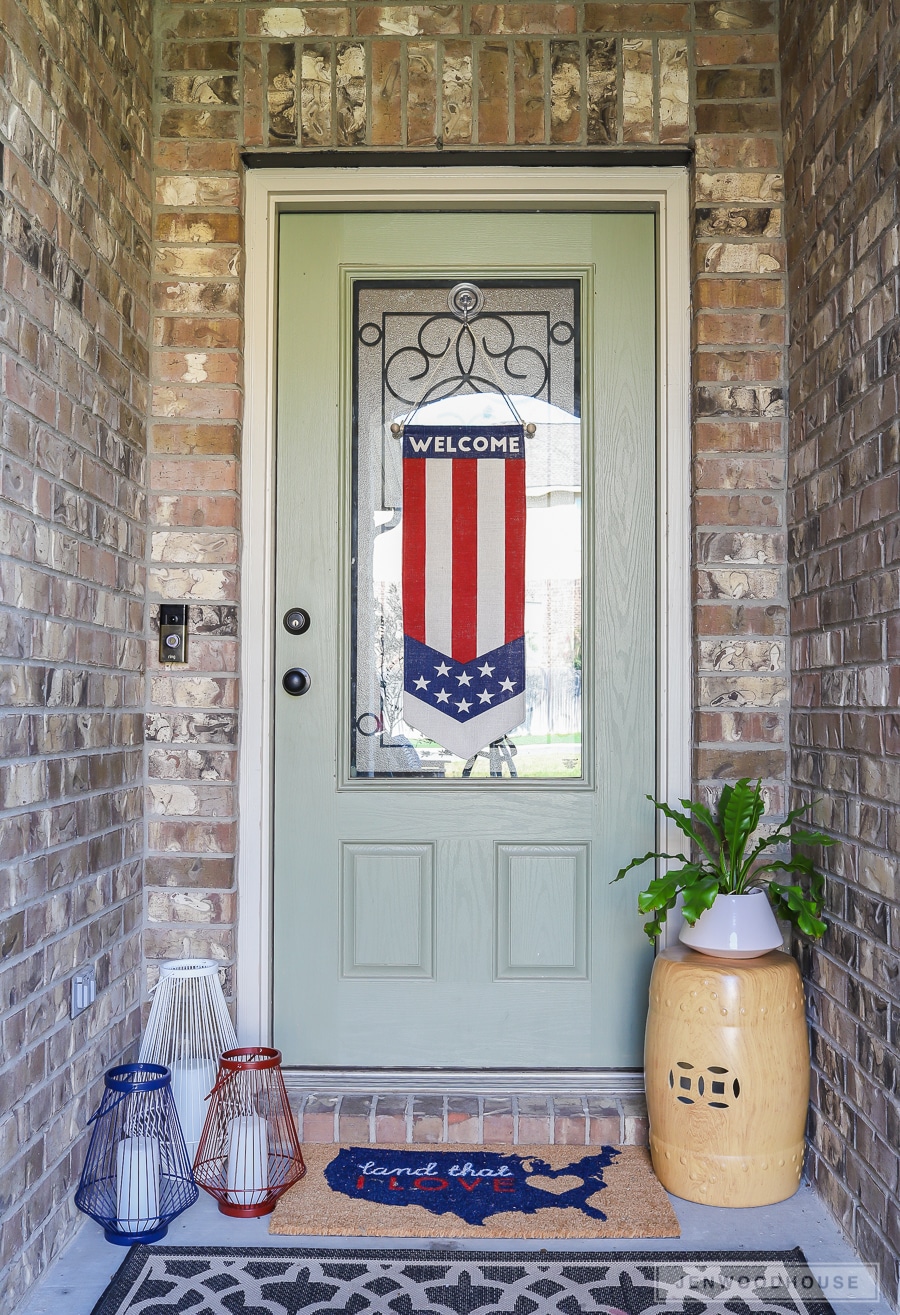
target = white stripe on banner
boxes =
[424,459,453,656]
[476,459,506,656]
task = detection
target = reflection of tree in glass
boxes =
[375,582,404,734]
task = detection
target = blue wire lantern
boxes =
[75,1063,198,1245]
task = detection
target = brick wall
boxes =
[781,0,900,1301]
[0,0,152,1303]
[148,0,791,1023]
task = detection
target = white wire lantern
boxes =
[139,959,238,1159]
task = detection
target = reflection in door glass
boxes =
[351,281,582,781]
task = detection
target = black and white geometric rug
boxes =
[90,1246,835,1315]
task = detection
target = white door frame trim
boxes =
[238,166,692,1046]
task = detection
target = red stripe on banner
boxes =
[505,458,526,643]
[452,458,479,664]
[402,456,426,644]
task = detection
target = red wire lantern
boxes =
[193,1047,306,1217]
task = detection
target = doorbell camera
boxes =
[159,603,189,664]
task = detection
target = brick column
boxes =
[0,0,152,1302]
[781,0,900,1299]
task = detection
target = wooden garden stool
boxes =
[644,945,809,1207]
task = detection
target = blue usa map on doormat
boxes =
[324,1147,619,1226]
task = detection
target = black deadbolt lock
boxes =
[283,607,311,635]
[282,668,311,696]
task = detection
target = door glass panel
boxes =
[351,280,582,781]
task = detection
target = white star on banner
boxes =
[499,677,516,692]
[478,662,495,677]
[435,688,450,704]
[478,689,494,704]
[414,676,430,691]
[435,661,451,677]
[456,671,472,686]
[456,698,472,714]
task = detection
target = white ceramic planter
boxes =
[678,889,784,959]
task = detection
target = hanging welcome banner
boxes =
[401,423,526,760]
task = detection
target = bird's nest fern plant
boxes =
[613,778,834,942]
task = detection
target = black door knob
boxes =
[282,668,311,696]
[283,607,311,635]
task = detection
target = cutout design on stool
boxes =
[667,1062,741,1109]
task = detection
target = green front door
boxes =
[273,212,656,1068]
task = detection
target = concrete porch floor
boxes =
[17,1181,891,1315]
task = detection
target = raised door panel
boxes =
[341,843,433,977]
[496,844,589,979]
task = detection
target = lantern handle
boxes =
[87,1091,129,1124]
[206,1067,238,1100]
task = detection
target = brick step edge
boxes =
[287,1093,648,1147]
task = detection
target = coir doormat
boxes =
[91,1246,836,1315]
[269,1145,680,1239]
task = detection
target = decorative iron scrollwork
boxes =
[382,313,555,408]
[358,284,576,414]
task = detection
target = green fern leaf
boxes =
[612,850,686,884]
[681,875,721,925]
[721,778,764,884]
